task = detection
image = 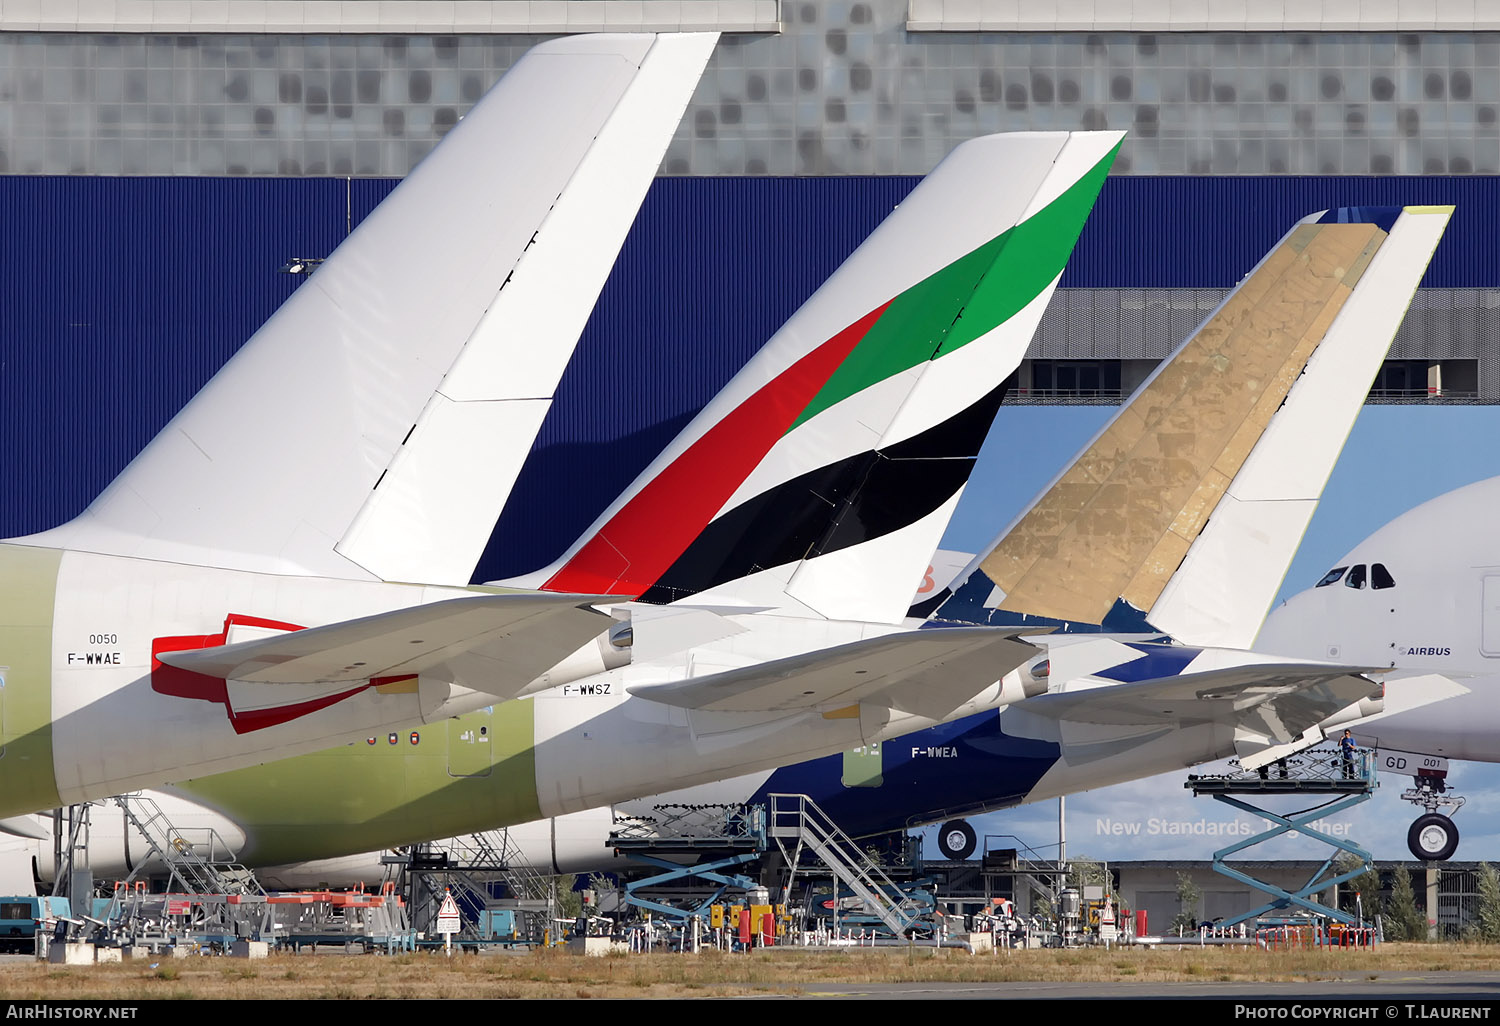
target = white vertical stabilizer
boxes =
[22,33,717,584]
[521,131,1121,628]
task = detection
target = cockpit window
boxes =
[1317,567,1348,587]
[1345,564,1368,589]
[1372,563,1396,590]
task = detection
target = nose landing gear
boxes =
[1401,768,1465,862]
[1408,813,1459,862]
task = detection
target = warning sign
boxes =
[435,892,462,935]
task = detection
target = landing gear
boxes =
[937,819,976,860]
[1398,765,1466,862]
[1408,814,1460,862]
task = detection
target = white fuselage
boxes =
[0,542,624,817]
[19,632,1381,885]
[1257,479,1500,761]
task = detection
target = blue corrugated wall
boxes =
[2,175,1496,578]
[0,177,348,540]
[1069,176,1498,289]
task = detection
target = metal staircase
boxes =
[428,831,551,914]
[767,793,925,937]
[474,829,553,905]
[979,835,1068,902]
[394,830,556,944]
[113,794,263,896]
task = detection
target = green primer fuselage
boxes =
[0,546,62,814]
[175,701,541,866]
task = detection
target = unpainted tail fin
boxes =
[23,33,716,584]
[526,131,1124,623]
[928,204,1453,645]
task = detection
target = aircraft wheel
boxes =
[1408,813,1459,862]
[937,819,977,860]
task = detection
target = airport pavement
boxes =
[788,973,1500,1000]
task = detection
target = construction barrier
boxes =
[1256,923,1378,949]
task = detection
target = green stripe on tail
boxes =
[788,139,1121,432]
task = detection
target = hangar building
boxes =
[2,0,1497,575]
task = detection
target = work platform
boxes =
[1185,746,1378,932]
[382,831,555,948]
[610,804,767,857]
[1187,754,1373,796]
[604,796,939,945]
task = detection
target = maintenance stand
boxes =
[606,795,937,942]
[1186,744,1377,931]
[608,803,768,925]
[383,831,555,948]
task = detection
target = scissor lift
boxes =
[608,804,768,923]
[1186,746,1377,930]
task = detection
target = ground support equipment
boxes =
[1186,747,1377,930]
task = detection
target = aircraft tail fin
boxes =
[929,205,1452,645]
[527,131,1123,623]
[24,34,716,584]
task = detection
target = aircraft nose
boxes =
[1255,590,1329,660]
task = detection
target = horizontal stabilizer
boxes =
[157,593,613,699]
[1014,661,1384,743]
[1286,673,1472,769]
[628,627,1037,717]
[626,604,749,663]
[1363,672,1470,719]
[0,816,48,841]
[1237,673,1467,770]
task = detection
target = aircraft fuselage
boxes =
[1258,489,1500,762]
[0,542,616,818]
[63,633,1359,878]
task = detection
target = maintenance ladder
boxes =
[114,794,263,897]
[389,830,556,945]
[768,793,927,937]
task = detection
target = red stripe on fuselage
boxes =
[225,683,377,734]
[151,614,308,709]
[542,302,891,596]
[151,615,415,735]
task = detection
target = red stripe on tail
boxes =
[543,302,890,596]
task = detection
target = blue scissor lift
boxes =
[608,804,769,924]
[1185,746,1377,930]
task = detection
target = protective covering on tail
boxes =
[528,131,1124,623]
[929,205,1452,645]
